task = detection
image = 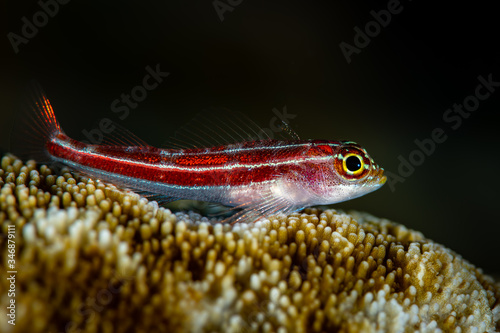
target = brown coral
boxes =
[0,153,499,332]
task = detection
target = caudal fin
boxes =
[10,83,63,162]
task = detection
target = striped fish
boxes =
[13,87,386,223]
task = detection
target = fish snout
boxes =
[378,168,387,185]
[367,165,386,186]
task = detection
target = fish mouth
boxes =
[378,168,387,185]
[368,167,386,186]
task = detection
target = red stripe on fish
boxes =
[46,135,335,187]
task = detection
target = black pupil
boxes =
[346,156,362,172]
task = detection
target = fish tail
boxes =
[10,83,64,162]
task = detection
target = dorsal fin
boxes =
[100,121,149,147]
[280,118,301,141]
[164,108,300,149]
[82,120,149,147]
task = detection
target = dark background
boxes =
[1,1,499,273]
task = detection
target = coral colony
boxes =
[1,155,499,332]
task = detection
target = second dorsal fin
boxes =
[88,120,150,147]
[164,108,300,149]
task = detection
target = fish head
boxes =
[320,141,386,204]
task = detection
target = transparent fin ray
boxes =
[214,191,300,224]
[163,108,300,149]
[97,120,149,147]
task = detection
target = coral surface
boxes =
[1,154,499,333]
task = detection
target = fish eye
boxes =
[343,154,364,176]
[334,147,371,180]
